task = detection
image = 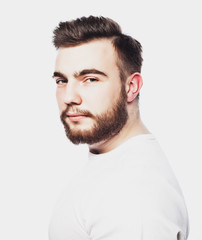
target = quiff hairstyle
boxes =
[53,16,143,84]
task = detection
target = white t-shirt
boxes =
[49,134,189,240]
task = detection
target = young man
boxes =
[49,16,189,240]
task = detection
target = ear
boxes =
[125,73,143,103]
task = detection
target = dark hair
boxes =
[53,16,143,82]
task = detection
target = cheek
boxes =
[56,89,65,111]
[84,88,118,114]
[56,88,61,100]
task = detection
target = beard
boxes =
[60,86,128,145]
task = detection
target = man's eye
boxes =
[85,78,98,83]
[56,79,67,85]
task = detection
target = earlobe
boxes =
[126,73,143,103]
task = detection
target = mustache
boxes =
[60,106,94,119]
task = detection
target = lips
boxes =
[67,113,88,122]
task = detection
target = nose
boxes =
[63,82,82,106]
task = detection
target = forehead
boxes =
[55,39,118,73]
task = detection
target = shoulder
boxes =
[80,165,189,239]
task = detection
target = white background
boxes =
[0,0,201,239]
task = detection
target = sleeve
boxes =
[81,167,189,240]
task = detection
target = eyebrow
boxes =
[52,71,67,80]
[52,69,108,80]
[74,69,108,78]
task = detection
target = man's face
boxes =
[53,39,128,145]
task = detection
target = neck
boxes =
[89,112,150,154]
